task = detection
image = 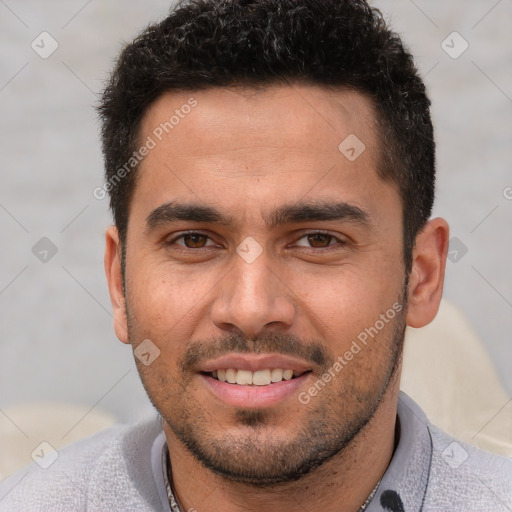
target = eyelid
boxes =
[293,230,347,249]
[167,230,217,247]
[165,229,347,251]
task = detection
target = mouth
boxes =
[197,354,315,407]
[199,366,313,408]
[202,368,311,386]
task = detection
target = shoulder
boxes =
[0,414,165,512]
[424,421,512,511]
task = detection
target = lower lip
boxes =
[200,373,311,408]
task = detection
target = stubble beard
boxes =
[127,291,408,487]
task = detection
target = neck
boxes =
[164,374,400,512]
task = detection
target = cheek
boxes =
[299,262,402,350]
[126,260,214,338]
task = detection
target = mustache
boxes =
[178,331,334,372]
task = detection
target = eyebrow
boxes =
[145,200,371,232]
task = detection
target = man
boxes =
[1,0,511,510]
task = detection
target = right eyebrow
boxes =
[146,201,235,232]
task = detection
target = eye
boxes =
[168,232,217,249]
[165,230,346,253]
[294,231,345,249]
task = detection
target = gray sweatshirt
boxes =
[0,391,511,511]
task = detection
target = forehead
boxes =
[139,84,378,162]
[130,84,398,228]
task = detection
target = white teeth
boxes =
[236,370,253,385]
[252,369,271,386]
[225,368,237,384]
[271,368,283,382]
[211,368,303,385]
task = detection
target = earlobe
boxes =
[406,217,450,328]
[104,225,129,344]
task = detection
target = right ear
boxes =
[104,225,129,344]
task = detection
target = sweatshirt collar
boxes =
[155,391,432,512]
[365,391,432,512]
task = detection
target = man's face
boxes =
[115,85,408,485]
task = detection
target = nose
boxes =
[210,249,296,340]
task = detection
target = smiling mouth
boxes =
[202,368,311,386]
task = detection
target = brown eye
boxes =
[169,232,216,249]
[295,232,339,249]
[306,233,333,248]
[180,233,209,248]
[293,231,349,253]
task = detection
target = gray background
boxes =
[1,0,511,426]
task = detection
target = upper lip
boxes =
[199,354,313,373]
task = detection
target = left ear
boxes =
[406,217,450,328]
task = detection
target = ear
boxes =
[406,217,450,328]
[104,225,129,344]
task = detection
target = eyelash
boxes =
[166,230,346,253]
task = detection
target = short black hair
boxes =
[98,0,435,276]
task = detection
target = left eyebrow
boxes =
[145,199,372,232]
[263,200,371,228]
